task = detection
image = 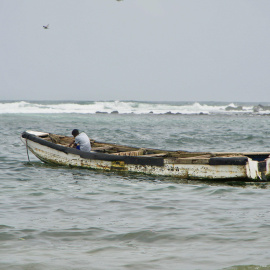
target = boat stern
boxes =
[265,157,270,180]
[247,156,270,181]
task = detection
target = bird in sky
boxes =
[43,24,49,29]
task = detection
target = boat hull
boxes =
[21,131,269,181]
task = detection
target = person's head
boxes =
[72,129,79,137]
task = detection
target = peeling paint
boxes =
[21,136,268,181]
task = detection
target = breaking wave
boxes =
[1,100,270,115]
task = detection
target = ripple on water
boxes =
[2,114,270,270]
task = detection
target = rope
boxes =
[26,138,31,163]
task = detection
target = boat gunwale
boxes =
[21,131,270,167]
[21,131,165,167]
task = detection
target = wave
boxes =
[1,100,270,115]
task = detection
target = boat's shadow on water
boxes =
[23,161,270,189]
[222,265,270,270]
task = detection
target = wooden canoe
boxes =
[21,130,270,181]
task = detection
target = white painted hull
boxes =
[21,132,270,181]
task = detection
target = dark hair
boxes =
[72,129,79,137]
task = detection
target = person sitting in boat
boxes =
[69,129,91,152]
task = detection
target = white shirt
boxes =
[75,132,91,152]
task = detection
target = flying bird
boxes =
[43,24,49,29]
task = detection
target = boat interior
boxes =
[33,132,268,161]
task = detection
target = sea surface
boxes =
[1,100,270,270]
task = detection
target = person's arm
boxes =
[69,139,76,148]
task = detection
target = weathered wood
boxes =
[166,158,210,165]
[112,149,145,156]
[143,153,168,157]
[21,130,270,181]
[167,152,213,158]
[213,152,270,156]
[92,145,115,152]
[41,134,270,161]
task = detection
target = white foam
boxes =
[0,101,259,115]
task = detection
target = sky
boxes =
[1,0,270,102]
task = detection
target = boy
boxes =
[69,129,91,152]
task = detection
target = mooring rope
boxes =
[25,138,31,163]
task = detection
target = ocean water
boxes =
[1,101,270,270]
